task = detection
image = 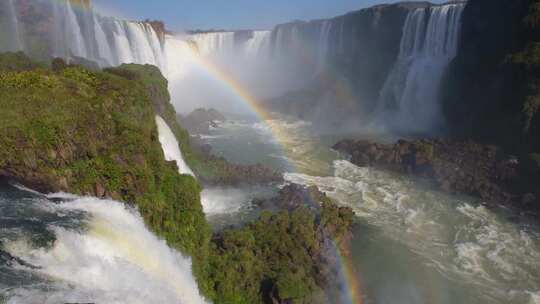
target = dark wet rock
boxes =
[266,2,434,128]
[177,108,226,134]
[198,156,284,186]
[0,246,40,269]
[334,138,540,210]
[442,0,540,152]
[257,184,334,211]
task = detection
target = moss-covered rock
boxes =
[200,184,354,304]
[0,53,354,304]
[105,64,283,186]
[0,53,210,260]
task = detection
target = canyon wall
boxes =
[442,0,540,152]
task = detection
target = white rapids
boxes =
[3,194,208,304]
[285,160,540,304]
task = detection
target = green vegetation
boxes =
[0,52,43,72]
[0,53,353,303]
[105,64,280,185]
[0,53,209,259]
[200,200,354,304]
[508,45,540,134]
[102,64,221,181]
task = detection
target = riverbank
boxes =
[333,138,540,214]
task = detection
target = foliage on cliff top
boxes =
[0,52,43,72]
[105,64,281,185]
[0,53,210,258]
[199,185,354,304]
[0,53,354,304]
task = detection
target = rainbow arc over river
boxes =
[183,42,364,304]
[34,1,365,302]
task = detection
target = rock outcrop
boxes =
[334,139,540,211]
[0,53,210,258]
[178,108,226,134]
[205,184,354,304]
[0,52,353,304]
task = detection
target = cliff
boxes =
[442,0,540,152]
[334,138,540,211]
[0,53,353,304]
[0,53,210,259]
[266,2,433,127]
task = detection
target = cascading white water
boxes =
[93,13,114,66]
[185,30,271,58]
[378,3,465,133]
[111,20,135,65]
[190,32,236,55]
[317,21,333,72]
[63,0,88,58]
[1,0,166,70]
[1,0,24,52]
[2,192,207,304]
[245,31,271,58]
[284,160,540,304]
[155,116,195,177]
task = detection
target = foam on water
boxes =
[155,115,195,177]
[285,160,540,303]
[3,194,207,304]
[201,187,252,215]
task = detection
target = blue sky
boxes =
[92,0,445,31]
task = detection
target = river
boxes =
[201,115,540,304]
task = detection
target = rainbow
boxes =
[22,0,363,301]
[183,44,364,304]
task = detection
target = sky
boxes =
[92,0,445,32]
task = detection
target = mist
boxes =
[169,2,465,138]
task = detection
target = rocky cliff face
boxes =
[334,138,540,211]
[266,2,434,127]
[273,3,421,102]
[442,0,540,152]
[2,0,166,64]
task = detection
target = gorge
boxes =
[1,0,540,303]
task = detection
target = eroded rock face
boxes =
[442,0,540,152]
[177,108,226,134]
[267,2,432,128]
[334,139,540,210]
[198,156,284,186]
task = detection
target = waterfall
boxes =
[0,0,24,52]
[93,13,114,66]
[2,190,207,304]
[111,20,136,65]
[0,0,166,70]
[186,30,271,59]
[65,0,88,58]
[190,32,236,55]
[245,31,271,58]
[317,21,333,72]
[378,3,465,133]
[155,116,195,177]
